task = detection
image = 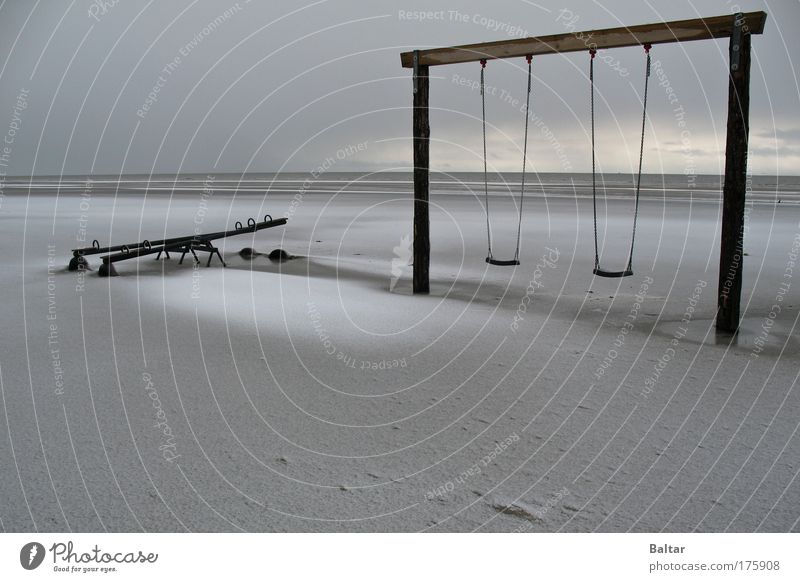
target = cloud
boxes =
[755,127,800,142]
[0,0,797,175]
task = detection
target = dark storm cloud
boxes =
[0,0,796,176]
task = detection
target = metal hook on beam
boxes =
[731,12,744,72]
[412,50,420,94]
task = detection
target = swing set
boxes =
[478,45,651,275]
[401,11,767,332]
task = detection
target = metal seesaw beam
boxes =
[95,216,288,276]
[72,216,287,257]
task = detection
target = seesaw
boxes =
[69,215,287,276]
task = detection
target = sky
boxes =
[0,0,797,176]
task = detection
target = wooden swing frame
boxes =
[400,11,767,333]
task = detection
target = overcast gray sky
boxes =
[0,0,797,176]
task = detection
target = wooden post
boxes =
[717,15,751,332]
[413,59,430,294]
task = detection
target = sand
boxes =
[0,174,797,532]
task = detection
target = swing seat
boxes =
[593,267,633,278]
[486,257,520,266]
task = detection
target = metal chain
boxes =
[590,49,599,270]
[627,44,651,272]
[480,59,492,260]
[514,56,533,262]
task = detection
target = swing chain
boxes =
[480,58,492,260]
[590,49,598,269]
[627,43,652,272]
[514,55,533,262]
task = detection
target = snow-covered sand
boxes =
[0,174,798,532]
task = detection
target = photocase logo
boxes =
[390,234,412,291]
[20,542,46,570]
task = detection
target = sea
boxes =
[1,172,798,205]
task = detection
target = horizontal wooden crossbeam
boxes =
[400,11,766,68]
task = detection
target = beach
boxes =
[0,172,798,532]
